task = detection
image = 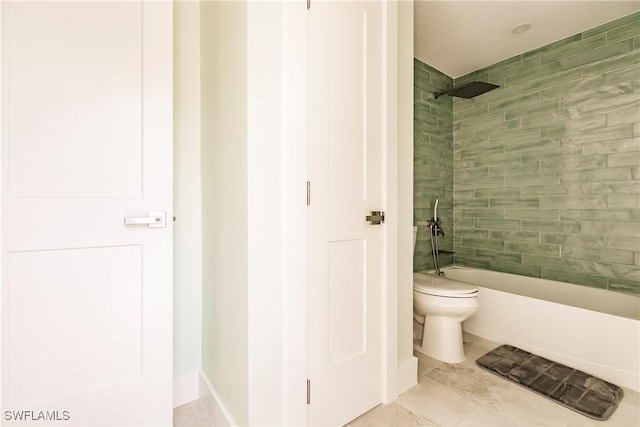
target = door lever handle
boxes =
[124,211,166,228]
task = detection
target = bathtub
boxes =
[434,265,640,392]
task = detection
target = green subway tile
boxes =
[522,220,581,233]
[474,55,524,77]
[561,39,634,70]
[491,261,541,278]
[542,234,607,248]
[608,236,640,251]
[541,33,607,64]
[582,92,639,116]
[561,124,633,145]
[503,61,562,86]
[454,217,475,229]
[460,144,505,159]
[474,120,521,138]
[488,55,539,82]
[521,183,582,196]
[476,248,523,264]
[583,50,640,76]
[561,209,640,222]
[608,194,640,208]
[454,189,475,200]
[452,246,475,257]
[562,246,634,264]
[490,197,540,208]
[475,187,521,198]
[583,12,640,38]
[506,242,560,256]
[487,127,538,144]
[456,228,489,239]
[634,123,639,136]
[633,166,640,179]
[635,253,639,266]
[460,208,504,218]
[521,110,574,129]
[475,219,521,230]
[490,230,540,243]
[608,105,640,127]
[454,167,489,181]
[489,92,540,113]
[470,85,522,106]
[456,176,504,189]
[608,278,640,295]
[453,159,476,171]
[505,174,560,186]
[453,256,490,269]
[540,269,608,288]
[607,21,640,44]
[521,68,582,92]
[455,198,489,208]
[581,137,640,155]
[505,209,560,220]
[542,74,607,101]
[505,99,560,121]
[490,162,539,176]
[474,152,522,168]
[582,261,640,281]
[540,196,607,209]
[522,254,582,272]
[560,80,630,107]
[561,167,632,183]
[540,155,607,173]
[581,222,640,237]
[504,138,557,154]
[605,64,640,84]
[582,181,640,194]
[523,34,582,59]
[454,104,489,122]
[414,104,438,126]
[540,116,608,138]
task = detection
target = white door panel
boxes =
[1,2,172,425]
[308,2,384,425]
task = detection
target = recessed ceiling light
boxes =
[511,23,532,35]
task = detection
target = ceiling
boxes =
[415,1,640,78]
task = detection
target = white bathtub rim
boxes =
[420,265,640,321]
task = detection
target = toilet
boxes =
[412,227,479,363]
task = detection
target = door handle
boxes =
[124,211,167,228]
[366,211,385,225]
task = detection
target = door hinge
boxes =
[307,379,311,404]
[306,0,310,10]
[306,181,311,206]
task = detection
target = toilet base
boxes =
[415,315,466,363]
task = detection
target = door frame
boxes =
[281,1,401,424]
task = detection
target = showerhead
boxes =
[434,81,500,100]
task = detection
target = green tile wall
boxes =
[414,60,454,271]
[451,12,640,294]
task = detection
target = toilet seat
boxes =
[413,273,478,298]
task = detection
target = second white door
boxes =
[307,1,386,425]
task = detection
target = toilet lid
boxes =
[413,273,478,298]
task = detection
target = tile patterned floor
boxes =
[173,400,212,427]
[174,333,640,427]
[348,333,640,427]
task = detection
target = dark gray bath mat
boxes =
[476,345,623,421]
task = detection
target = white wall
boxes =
[200,1,249,424]
[173,0,202,383]
[397,0,417,394]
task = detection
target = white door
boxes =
[1,2,173,425]
[307,1,385,425]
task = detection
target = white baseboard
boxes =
[173,371,200,408]
[199,371,235,426]
[397,355,418,394]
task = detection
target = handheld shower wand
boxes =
[429,199,444,276]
